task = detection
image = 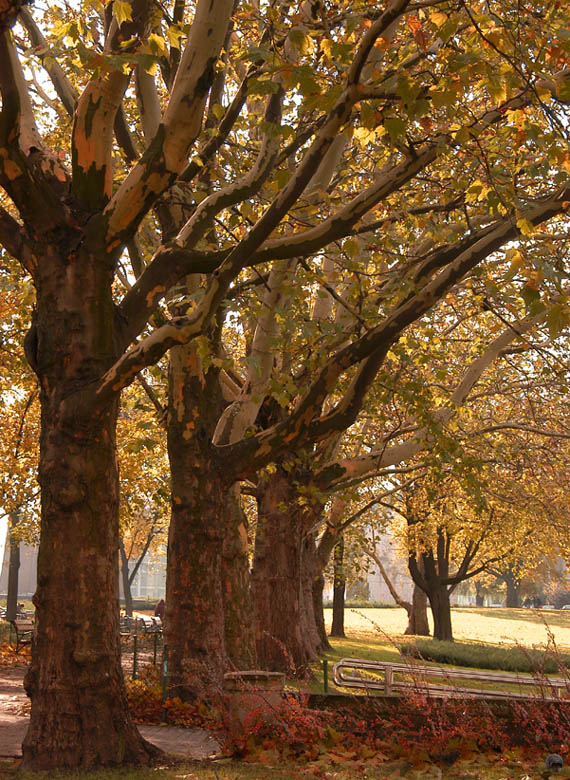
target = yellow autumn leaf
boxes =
[113,0,132,26]
[148,33,168,56]
[516,218,535,236]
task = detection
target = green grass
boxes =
[297,606,570,693]
[400,637,570,674]
[323,605,570,649]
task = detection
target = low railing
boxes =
[332,657,570,700]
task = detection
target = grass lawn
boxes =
[293,606,570,694]
[324,606,570,649]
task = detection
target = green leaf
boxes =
[384,117,406,142]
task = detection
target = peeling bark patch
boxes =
[0,150,23,179]
[83,94,102,140]
[196,58,216,95]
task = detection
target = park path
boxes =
[0,664,221,760]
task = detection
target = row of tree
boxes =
[1,0,570,769]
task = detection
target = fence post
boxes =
[385,666,393,696]
[132,634,138,680]
[153,633,158,665]
[162,644,169,723]
[323,659,329,693]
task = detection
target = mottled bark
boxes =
[252,467,322,674]
[21,247,155,770]
[165,341,229,699]
[330,537,346,637]
[299,532,324,657]
[223,484,256,669]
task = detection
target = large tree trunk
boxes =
[252,466,322,674]
[222,484,256,669]
[5,515,20,622]
[330,536,346,638]
[427,584,453,642]
[21,250,155,770]
[165,342,230,699]
[404,584,430,636]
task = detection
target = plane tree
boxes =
[120,0,570,688]
[1,0,570,766]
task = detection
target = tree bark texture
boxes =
[222,484,256,669]
[299,531,326,655]
[21,248,155,770]
[252,466,323,674]
[330,536,346,637]
[427,583,453,642]
[165,341,230,698]
[404,584,430,636]
[312,572,331,651]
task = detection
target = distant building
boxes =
[0,540,37,597]
[0,529,166,601]
[366,533,414,603]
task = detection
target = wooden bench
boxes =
[9,616,34,653]
[332,657,569,701]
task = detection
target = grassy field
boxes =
[324,606,570,649]
[289,605,570,694]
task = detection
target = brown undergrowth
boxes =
[125,661,570,772]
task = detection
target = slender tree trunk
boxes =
[404,584,430,636]
[330,537,346,637]
[252,466,321,674]
[165,341,229,699]
[475,582,485,607]
[6,515,20,621]
[21,249,155,770]
[119,541,133,617]
[222,485,256,669]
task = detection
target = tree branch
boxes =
[102,0,234,248]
